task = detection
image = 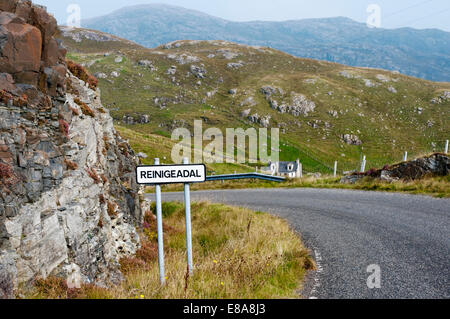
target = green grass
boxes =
[24,202,315,299]
[58,29,450,175]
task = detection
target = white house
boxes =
[262,159,302,178]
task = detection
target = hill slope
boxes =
[82,4,450,82]
[58,27,450,174]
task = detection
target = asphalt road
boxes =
[146,188,450,299]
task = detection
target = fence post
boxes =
[403,151,408,162]
[360,155,366,173]
[445,140,449,154]
[154,158,165,285]
[299,163,303,178]
[334,161,338,177]
[182,157,194,275]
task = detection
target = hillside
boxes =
[81,4,450,82]
[58,27,450,174]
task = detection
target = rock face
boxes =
[0,1,143,299]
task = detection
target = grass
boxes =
[146,175,450,198]
[24,202,315,299]
[58,30,450,175]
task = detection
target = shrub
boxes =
[64,159,78,170]
[107,201,118,218]
[66,60,98,90]
[59,119,69,138]
[119,240,158,274]
[150,201,183,218]
[32,277,110,299]
[74,98,95,117]
[69,106,80,116]
[0,90,27,107]
[86,168,101,184]
[0,162,13,179]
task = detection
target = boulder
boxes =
[0,12,42,84]
[341,134,362,145]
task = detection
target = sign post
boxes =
[334,161,338,177]
[183,157,194,275]
[154,158,165,285]
[136,160,206,283]
[360,155,367,173]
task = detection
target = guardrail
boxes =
[206,172,286,182]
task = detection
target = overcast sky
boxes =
[38,0,450,31]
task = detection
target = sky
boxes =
[38,0,450,31]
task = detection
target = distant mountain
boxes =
[82,4,450,82]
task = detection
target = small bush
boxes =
[120,241,158,274]
[64,159,78,170]
[58,119,69,138]
[67,60,98,90]
[0,162,13,180]
[74,98,95,117]
[86,168,101,184]
[99,194,106,205]
[32,277,110,299]
[69,106,80,116]
[107,201,118,218]
[150,201,183,218]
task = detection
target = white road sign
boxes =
[136,164,206,185]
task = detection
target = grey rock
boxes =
[341,134,362,145]
[189,65,206,78]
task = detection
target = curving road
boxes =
[146,188,450,299]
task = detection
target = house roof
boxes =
[268,161,298,173]
[279,161,298,173]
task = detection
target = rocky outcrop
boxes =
[0,0,66,94]
[341,153,449,183]
[0,1,143,298]
[122,114,149,125]
[341,134,362,146]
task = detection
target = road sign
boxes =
[137,159,205,284]
[136,164,206,185]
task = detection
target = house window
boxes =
[287,163,294,171]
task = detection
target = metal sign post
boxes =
[183,157,194,275]
[154,158,165,285]
[136,161,206,283]
[360,155,367,173]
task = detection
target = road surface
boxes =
[146,188,450,299]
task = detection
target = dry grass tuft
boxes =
[67,60,98,90]
[23,202,314,299]
[86,167,101,184]
[64,159,78,170]
[74,98,95,117]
